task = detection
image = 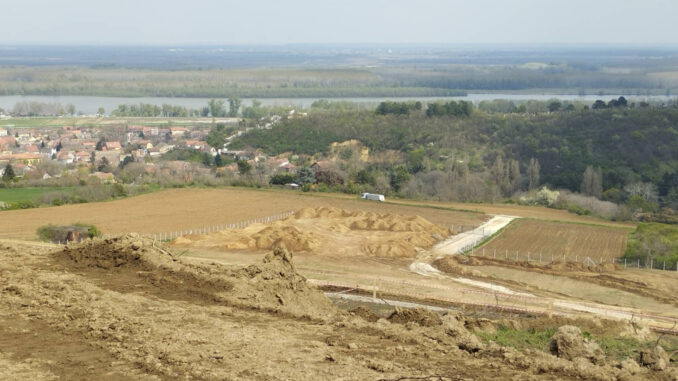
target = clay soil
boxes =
[2,236,673,380]
[0,188,485,240]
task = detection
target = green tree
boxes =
[206,123,229,148]
[97,107,105,116]
[2,163,15,181]
[208,99,226,117]
[97,157,113,172]
[390,165,411,192]
[548,101,562,112]
[228,97,242,117]
[270,173,297,185]
[296,166,315,185]
[237,159,251,175]
[214,153,224,167]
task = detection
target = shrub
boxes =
[36,223,102,243]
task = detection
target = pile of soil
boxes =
[388,307,443,327]
[174,206,450,258]
[57,234,335,318]
[173,221,321,252]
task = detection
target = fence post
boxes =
[494,249,496,259]
[539,252,542,263]
[527,252,530,262]
[575,255,578,263]
[624,258,626,268]
[663,261,666,271]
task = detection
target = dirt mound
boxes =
[251,225,321,252]
[173,222,321,253]
[549,325,605,365]
[57,235,335,318]
[640,345,670,371]
[349,306,380,322]
[363,240,420,258]
[433,256,487,277]
[387,307,443,327]
[175,207,450,259]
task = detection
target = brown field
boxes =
[0,188,485,240]
[479,219,631,261]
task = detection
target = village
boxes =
[0,114,309,188]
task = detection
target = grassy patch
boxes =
[475,325,556,352]
[475,325,665,361]
[0,187,77,203]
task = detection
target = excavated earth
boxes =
[1,235,677,380]
[172,207,451,259]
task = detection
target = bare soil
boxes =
[3,237,674,380]
[173,206,450,258]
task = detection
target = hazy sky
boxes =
[1,0,676,45]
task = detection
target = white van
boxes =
[361,193,385,202]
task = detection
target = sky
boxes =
[0,0,676,45]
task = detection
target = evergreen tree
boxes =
[2,163,15,181]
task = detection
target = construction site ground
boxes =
[1,188,677,379]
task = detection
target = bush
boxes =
[269,173,297,185]
[36,223,101,243]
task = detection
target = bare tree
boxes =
[581,165,603,198]
[527,158,540,190]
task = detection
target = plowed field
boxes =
[480,219,631,261]
[0,188,485,240]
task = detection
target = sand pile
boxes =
[56,235,335,318]
[174,207,451,258]
[173,222,321,252]
[251,224,321,252]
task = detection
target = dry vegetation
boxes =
[480,219,631,261]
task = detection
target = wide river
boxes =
[0,94,675,115]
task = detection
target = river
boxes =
[0,94,675,115]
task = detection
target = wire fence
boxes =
[94,210,295,243]
[466,247,678,272]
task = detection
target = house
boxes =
[90,171,116,183]
[75,151,92,163]
[94,150,121,165]
[0,136,15,150]
[57,150,75,164]
[0,129,7,137]
[185,140,208,150]
[170,127,188,137]
[104,141,122,151]
[2,153,44,165]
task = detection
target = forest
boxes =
[231,100,678,214]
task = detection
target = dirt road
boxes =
[432,215,516,255]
